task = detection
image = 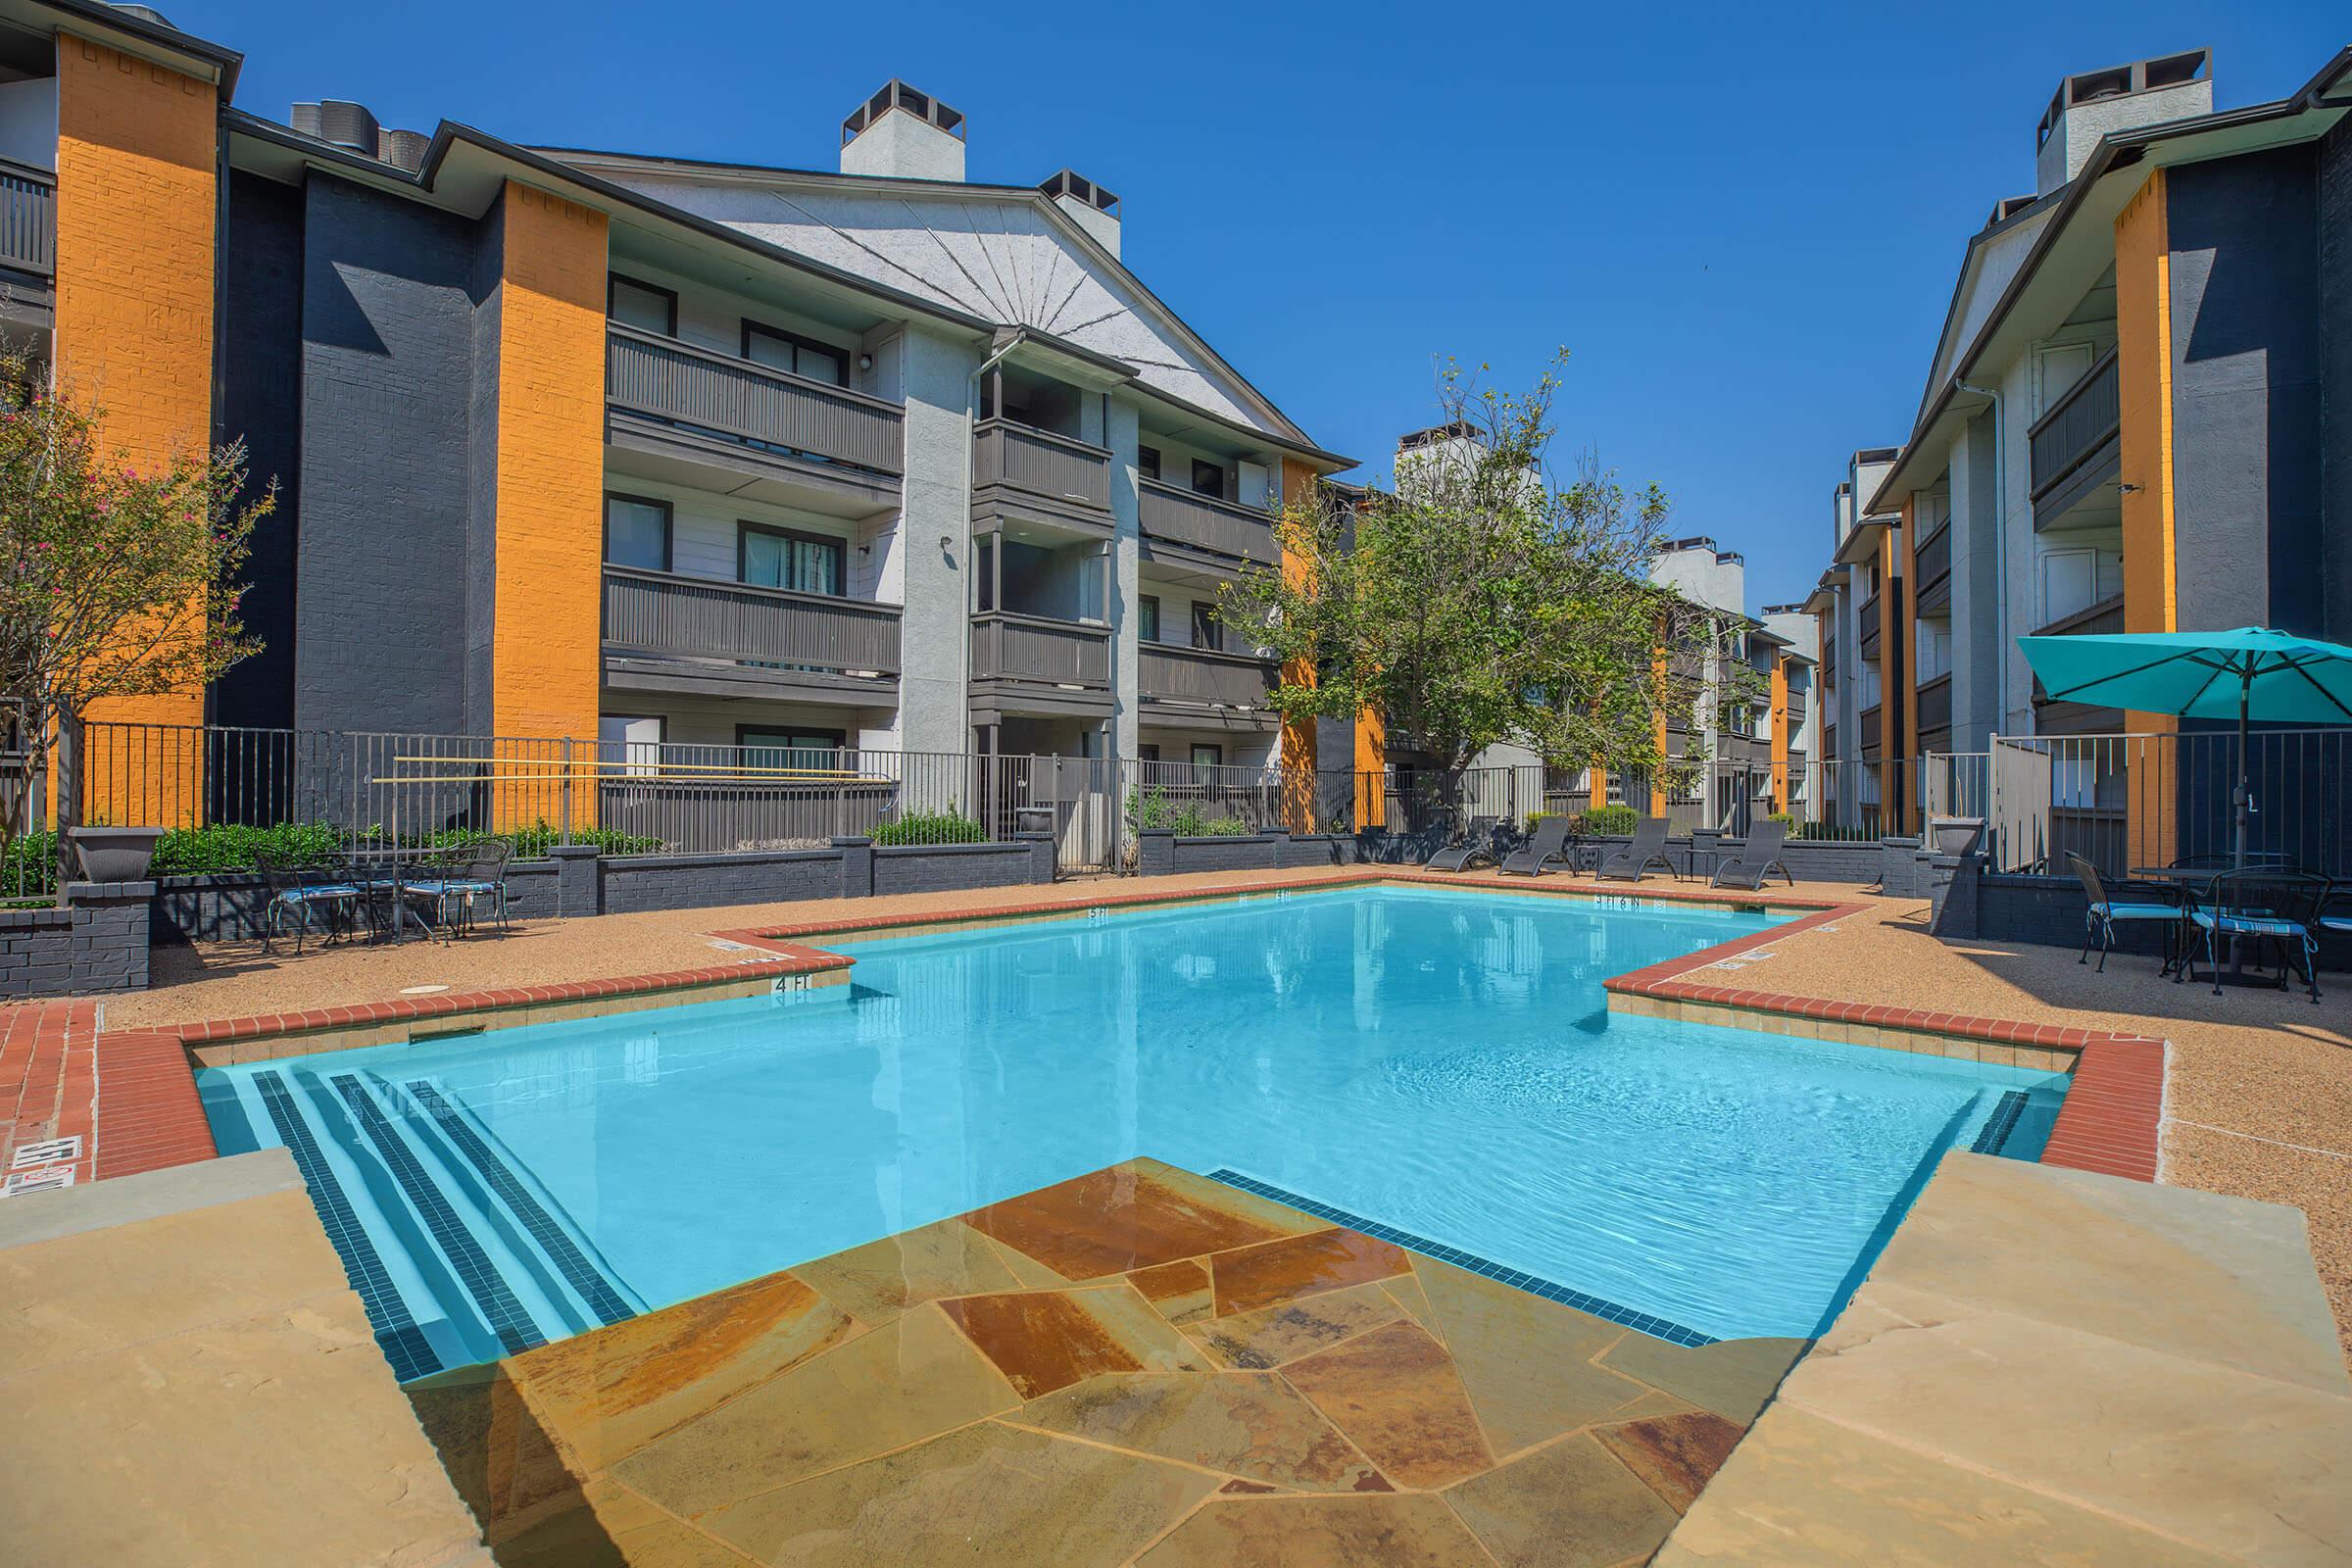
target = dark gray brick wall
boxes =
[1275,835,1348,869]
[601,851,845,914]
[2322,116,2352,641]
[872,842,1046,897]
[293,174,489,737]
[1,883,152,998]
[1155,835,1282,875]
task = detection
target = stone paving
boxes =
[407,1156,1807,1567]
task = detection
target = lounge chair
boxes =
[2068,854,2181,974]
[254,846,362,956]
[1497,815,1573,877]
[1594,816,1674,882]
[1712,819,1794,890]
[1427,815,1504,873]
[2181,867,2327,1002]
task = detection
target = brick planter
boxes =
[1,881,153,998]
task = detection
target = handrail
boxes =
[2027,345,2122,502]
[1139,475,1271,525]
[2027,343,2120,445]
[601,563,902,619]
[0,155,55,186]
[975,416,1113,462]
[606,321,903,417]
[976,609,1111,637]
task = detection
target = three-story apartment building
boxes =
[2,0,1358,833]
[1820,46,2352,858]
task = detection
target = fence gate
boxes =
[1989,736,2054,872]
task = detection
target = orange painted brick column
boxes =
[1768,650,1789,809]
[489,182,608,825]
[1277,458,1319,832]
[53,34,219,827]
[2116,170,2180,870]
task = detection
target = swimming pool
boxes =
[200,884,2065,1378]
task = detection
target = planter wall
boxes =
[1,881,152,998]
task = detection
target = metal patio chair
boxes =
[2180,867,2328,1002]
[253,846,363,956]
[402,839,515,940]
[2068,854,2182,974]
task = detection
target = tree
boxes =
[1217,353,1754,795]
[0,347,272,898]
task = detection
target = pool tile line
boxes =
[251,1069,443,1383]
[1970,1090,2031,1155]
[1203,1167,1720,1348]
[403,1079,639,1328]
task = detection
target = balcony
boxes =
[1914,523,1950,595]
[1916,671,1952,737]
[2034,594,2125,639]
[605,324,904,507]
[1858,596,1881,653]
[969,611,1113,719]
[600,566,901,705]
[0,158,53,277]
[1859,704,1883,755]
[1824,723,1838,759]
[1139,645,1280,728]
[2030,347,2121,526]
[1139,478,1278,570]
[972,418,1113,538]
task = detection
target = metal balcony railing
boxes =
[0,157,53,275]
[1139,477,1277,567]
[972,418,1111,513]
[2029,347,2121,503]
[969,612,1112,687]
[606,324,905,475]
[602,567,902,675]
[1139,644,1278,708]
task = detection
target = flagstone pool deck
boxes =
[5,865,2352,1563]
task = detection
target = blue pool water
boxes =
[200,885,2064,1377]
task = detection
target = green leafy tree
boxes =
[0,347,273,897]
[1218,353,1755,797]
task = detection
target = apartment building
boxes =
[1649,536,1814,829]
[1831,46,2352,850]
[0,1,1357,826]
[1800,449,1904,832]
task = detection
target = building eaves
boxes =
[8,0,241,93]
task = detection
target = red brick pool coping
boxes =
[2,866,2163,1192]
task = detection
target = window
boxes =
[608,274,676,335]
[743,321,848,387]
[1191,602,1220,652]
[1138,594,1160,642]
[1191,459,1225,499]
[605,494,671,571]
[1139,743,1161,762]
[599,714,663,777]
[740,524,844,596]
[737,726,846,773]
[1190,742,1221,782]
[1139,446,1161,482]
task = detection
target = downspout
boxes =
[1956,378,2007,737]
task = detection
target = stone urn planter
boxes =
[67,826,164,883]
[1928,816,1985,858]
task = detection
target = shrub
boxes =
[870,809,986,847]
[1125,786,1209,838]
[2,829,58,899]
[1575,805,1641,837]
[1765,811,1797,830]
[151,821,349,875]
[1201,813,1254,837]
[409,820,662,858]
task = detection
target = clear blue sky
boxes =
[189,0,2346,609]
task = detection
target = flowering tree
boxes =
[1219,353,1753,792]
[0,347,272,897]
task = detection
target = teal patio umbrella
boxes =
[2017,626,2352,868]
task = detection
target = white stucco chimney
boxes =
[1039,170,1120,258]
[840,80,965,182]
[2034,49,2211,195]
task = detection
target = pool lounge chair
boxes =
[1427,815,1504,873]
[1594,816,1674,882]
[1496,815,1573,877]
[2068,854,2181,974]
[1712,819,1793,890]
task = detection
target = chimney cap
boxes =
[842,79,964,148]
[1397,421,1481,451]
[1040,169,1118,216]
[2036,49,2209,151]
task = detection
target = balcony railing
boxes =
[0,158,53,276]
[1914,523,1950,590]
[973,418,1111,514]
[1858,596,1881,649]
[602,566,901,675]
[969,612,1111,688]
[1139,478,1278,567]
[2034,594,2126,639]
[1859,704,1883,753]
[1139,644,1278,708]
[606,323,905,475]
[2029,346,2120,502]
[1916,672,1952,735]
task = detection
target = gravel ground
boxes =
[104,868,2352,1358]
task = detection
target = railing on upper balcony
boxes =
[1916,672,1953,735]
[1138,644,1278,708]
[605,323,905,476]
[2034,594,2126,640]
[1914,522,1950,590]
[1858,596,1881,648]
[1138,478,1278,567]
[973,418,1112,513]
[2028,346,2120,503]
[969,612,1112,687]
[0,158,54,276]
[602,566,903,676]
[1859,704,1883,753]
